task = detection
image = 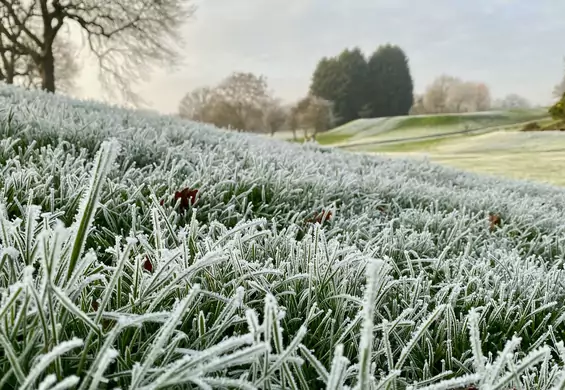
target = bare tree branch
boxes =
[1,0,193,103]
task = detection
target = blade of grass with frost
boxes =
[194,343,267,375]
[298,344,329,383]
[0,202,13,246]
[262,294,276,389]
[78,322,124,390]
[269,293,301,390]
[51,285,100,334]
[492,345,551,390]
[44,376,80,390]
[38,374,57,390]
[411,370,455,388]
[394,304,447,371]
[20,337,84,390]
[327,344,350,390]
[28,284,50,353]
[130,285,201,389]
[255,325,307,386]
[138,250,227,306]
[22,202,40,265]
[467,308,486,377]
[151,207,164,257]
[61,250,98,295]
[208,287,245,345]
[211,219,266,249]
[151,195,180,247]
[156,336,255,387]
[483,336,521,387]
[0,281,23,321]
[550,341,565,390]
[77,236,135,373]
[38,374,81,390]
[87,348,119,390]
[374,370,401,390]
[66,139,119,281]
[0,332,26,384]
[9,268,33,340]
[359,259,387,389]
[407,373,482,390]
[175,334,255,370]
[200,377,259,390]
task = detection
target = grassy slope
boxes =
[316,108,549,146]
[354,129,565,186]
[2,85,565,388]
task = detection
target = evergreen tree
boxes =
[310,48,369,125]
[367,44,414,117]
[310,57,347,125]
[336,47,370,123]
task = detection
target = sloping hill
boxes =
[317,108,549,146]
[356,129,565,187]
[1,84,565,389]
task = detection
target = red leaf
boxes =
[489,212,501,232]
[143,257,153,273]
[174,187,199,212]
[160,199,164,206]
[307,210,332,224]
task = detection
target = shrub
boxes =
[521,121,541,131]
[549,92,565,120]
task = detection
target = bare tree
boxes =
[262,98,288,136]
[474,83,491,111]
[294,95,335,140]
[493,93,531,109]
[446,81,491,112]
[422,75,460,113]
[446,81,476,112]
[287,105,300,141]
[0,0,193,104]
[213,72,271,132]
[18,35,80,93]
[409,94,425,115]
[1,7,78,91]
[421,75,491,114]
[0,4,28,84]
[179,72,274,132]
[178,87,219,123]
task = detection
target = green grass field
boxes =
[314,109,565,187]
[315,108,549,146]
[353,129,565,186]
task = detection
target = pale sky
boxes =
[75,0,565,114]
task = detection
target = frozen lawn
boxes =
[1,85,565,389]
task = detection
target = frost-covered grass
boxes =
[1,84,565,389]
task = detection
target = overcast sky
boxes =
[76,0,565,114]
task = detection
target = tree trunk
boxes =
[41,48,56,92]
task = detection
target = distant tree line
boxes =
[179,44,414,136]
[309,45,414,125]
[410,75,492,114]
[179,72,334,140]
